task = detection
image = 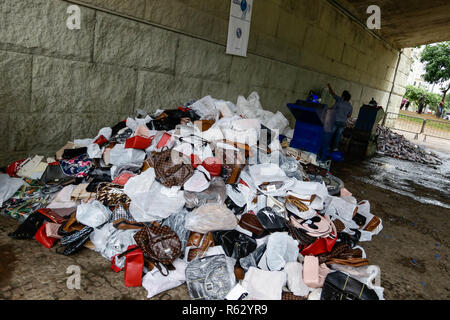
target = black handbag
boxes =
[213,230,257,260]
[239,243,267,271]
[62,147,88,160]
[56,226,94,256]
[256,207,288,232]
[8,210,52,240]
[320,271,379,300]
[40,163,75,186]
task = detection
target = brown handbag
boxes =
[133,225,182,276]
[238,212,266,236]
[364,216,381,232]
[186,232,215,262]
[96,182,131,210]
[327,258,370,267]
[153,148,194,187]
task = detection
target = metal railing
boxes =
[382,112,450,141]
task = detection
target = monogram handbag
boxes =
[152,148,194,187]
[133,225,182,276]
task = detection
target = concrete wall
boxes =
[0,0,411,166]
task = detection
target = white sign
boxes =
[226,0,253,57]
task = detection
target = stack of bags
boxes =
[1,92,384,300]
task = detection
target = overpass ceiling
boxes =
[335,0,450,48]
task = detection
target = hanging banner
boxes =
[226,0,253,57]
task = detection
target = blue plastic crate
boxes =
[287,101,326,154]
[290,121,323,154]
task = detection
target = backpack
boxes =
[153,148,194,187]
[133,225,182,275]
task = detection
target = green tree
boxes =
[404,85,446,113]
[420,42,450,102]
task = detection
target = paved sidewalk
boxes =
[0,215,190,300]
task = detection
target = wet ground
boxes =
[333,143,450,299]
[1,135,449,300]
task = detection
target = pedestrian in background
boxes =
[327,83,353,152]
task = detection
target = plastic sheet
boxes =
[185,204,238,233]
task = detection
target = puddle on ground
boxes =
[344,149,450,209]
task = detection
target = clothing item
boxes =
[332,95,353,123]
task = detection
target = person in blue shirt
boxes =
[327,83,353,151]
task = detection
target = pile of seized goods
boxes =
[0,92,384,300]
[376,125,442,165]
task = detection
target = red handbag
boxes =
[36,208,67,224]
[125,136,153,150]
[202,157,222,176]
[6,159,26,177]
[111,245,144,287]
[35,223,58,249]
[94,135,108,147]
[300,236,337,256]
[111,172,136,185]
[156,133,172,149]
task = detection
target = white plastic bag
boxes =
[90,223,137,262]
[129,182,185,222]
[284,262,311,297]
[190,96,219,120]
[76,200,111,228]
[87,143,104,159]
[94,127,113,141]
[142,258,187,299]
[184,203,238,233]
[124,168,156,200]
[241,267,286,300]
[109,144,146,167]
[258,232,299,271]
[0,174,25,207]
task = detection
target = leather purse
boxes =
[35,223,58,249]
[58,212,85,237]
[186,232,215,262]
[133,225,182,276]
[320,271,379,300]
[40,162,74,186]
[213,230,257,260]
[62,147,88,159]
[153,148,195,188]
[56,226,94,256]
[45,223,63,239]
[256,207,287,232]
[364,216,381,232]
[114,245,145,287]
[36,208,67,224]
[238,212,267,238]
